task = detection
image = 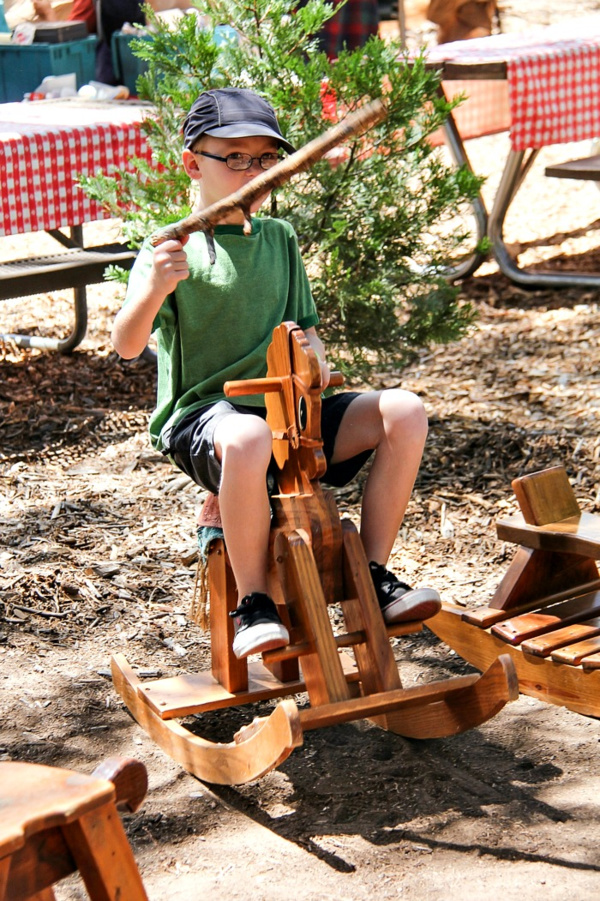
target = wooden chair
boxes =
[428,465,600,717]
[112,322,517,785]
[0,757,148,901]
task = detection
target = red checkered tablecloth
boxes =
[427,15,600,151]
[0,99,154,236]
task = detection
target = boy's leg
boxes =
[213,413,289,657]
[214,413,272,597]
[330,388,427,560]
[330,389,441,622]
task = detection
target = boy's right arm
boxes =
[112,238,189,360]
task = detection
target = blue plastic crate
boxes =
[0,36,97,103]
[111,31,151,96]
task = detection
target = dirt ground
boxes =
[2,3,600,899]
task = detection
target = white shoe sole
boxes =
[381,587,441,624]
[232,623,290,659]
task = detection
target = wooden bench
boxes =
[428,466,600,716]
[544,153,600,181]
[0,757,148,901]
[0,227,136,353]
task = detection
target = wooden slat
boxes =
[551,635,600,665]
[545,154,600,181]
[582,653,600,671]
[299,674,480,730]
[520,617,600,657]
[467,538,600,626]
[112,654,303,786]
[261,620,421,664]
[299,655,518,736]
[275,530,351,705]
[491,590,600,645]
[208,540,248,694]
[0,244,136,301]
[341,520,403,696]
[137,661,306,720]
[463,577,600,628]
[496,512,600,559]
[61,802,148,901]
[3,827,72,900]
[427,59,508,80]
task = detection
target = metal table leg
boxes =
[489,148,600,288]
[0,226,136,353]
[441,109,489,281]
[2,283,88,353]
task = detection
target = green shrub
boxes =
[82,0,481,377]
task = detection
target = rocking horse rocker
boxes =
[111,322,518,785]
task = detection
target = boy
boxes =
[112,87,441,660]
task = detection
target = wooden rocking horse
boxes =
[111,322,518,785]
[427,465,600,717]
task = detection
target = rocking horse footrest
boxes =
[298,667,495,731]
[262,620,423,664]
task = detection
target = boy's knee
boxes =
[386,389,428,441]
[221,415,272,466]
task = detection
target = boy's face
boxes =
[182,134,280,223]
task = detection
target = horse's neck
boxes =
[269,481,345,606]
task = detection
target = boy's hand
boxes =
[318,356,331,389]
[151,237,189,295]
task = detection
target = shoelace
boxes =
[229,593,271,618]
[370,563,411,597]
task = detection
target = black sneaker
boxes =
[229,592,290,659]
[369,561,441,625]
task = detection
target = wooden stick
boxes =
[150,97,388,255]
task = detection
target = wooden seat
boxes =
[0,244,137,302]
[0,757,148,901]
[112,322,517,785]
[428,466,600,716]
[544,154,600,181]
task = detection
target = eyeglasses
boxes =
[193,150,283,171]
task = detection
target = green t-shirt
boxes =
[124,217,319,451]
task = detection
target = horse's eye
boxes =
[298,396,307,431]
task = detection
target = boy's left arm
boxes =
[304,327,331,389]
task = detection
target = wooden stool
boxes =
[428,466,600,716]
[0,757,148,901]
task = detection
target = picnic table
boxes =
[429,15,600,287]
[0,97,152,351]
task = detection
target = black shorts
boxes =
[166,392,372,494]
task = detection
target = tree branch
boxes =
[149,97,388,261]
